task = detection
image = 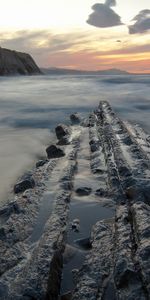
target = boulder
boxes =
[14,177,35,194]
[70,113,81,125]
[46,145,65,159]
[55,124,71,140]
[76,187,92,196]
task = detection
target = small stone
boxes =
[36,159,48,168]
[126,186,137,199]
[70,113,81,124]
[46,145,65,159]
[76,187,92,196]
[95,188,108,197]
[14,177,35,194]
[75,237,92,250]
[55,124,71,140]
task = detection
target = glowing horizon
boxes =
[0,0,149,73]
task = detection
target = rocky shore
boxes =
[0,47,42,75]
[0,101,150,299]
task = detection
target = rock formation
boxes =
[0,101,149,299]
[0,47,42,75]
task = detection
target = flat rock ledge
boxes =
[0,101,150,300]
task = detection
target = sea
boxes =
[0,74,150,205]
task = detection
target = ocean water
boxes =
[0,74,150,204]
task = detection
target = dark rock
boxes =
[89,139,99,152]
[36,159,48,168]
[57,137,70,145]
[14,177,35,194]
[70,113,81,124]
[46,145,65,159]
[95,188,108,197]
[0,282,8,298]
[126,186,137,200]
[75,237,92,250]
[71,219,80,232]
[76,187,92,196]
[0,227,5,240]
[102,279,118,300]
[61,292,72,300]
[55,124,71,140]
[0,47,42,76]
[114,258,137,288]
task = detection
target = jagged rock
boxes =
[0,47,42,75]
[46,145,65,159]
[75,187,92,196]
[14,177,35,194]
[75,237,92,250]
[95,188,108,197]
[55,124,71,141]
[70,113,81,125]
[36,159,48,168]
[71,219,80,232]
[89,139,99,152]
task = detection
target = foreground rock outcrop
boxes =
[0,101,149,299]
[0,47,42,75]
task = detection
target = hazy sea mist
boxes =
[0,74,150,204]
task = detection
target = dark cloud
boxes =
[128,9,150,34]
[87,1,123,28]
[105,0,116,7]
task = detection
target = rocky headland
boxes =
[0,102,150,299]
[0,47,42,75]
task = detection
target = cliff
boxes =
[0,47,42,75]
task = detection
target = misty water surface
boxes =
[0,74,150,204]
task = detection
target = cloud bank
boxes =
[87,0,123,28]
[128,9,150,34]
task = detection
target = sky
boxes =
[0,0,150,73]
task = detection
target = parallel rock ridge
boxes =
[0,47,42,75]
[0,101,150,299]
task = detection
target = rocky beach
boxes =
[0,101,149,299]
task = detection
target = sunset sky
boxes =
[0,0,150,73]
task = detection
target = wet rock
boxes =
[57,137,70,145]
[89,139,99,152]
[61,291,72,300]
[114,257,136,288]
[95,188,108,197]
[14,177,35,194]
[75,237,92,250]
[71,219,80,232]
[36,159,48,168]
[55,124,71,140]
[76,187,92,196]
[46,145,65,159]
[70,113,81,125]
[125,186,137,200]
